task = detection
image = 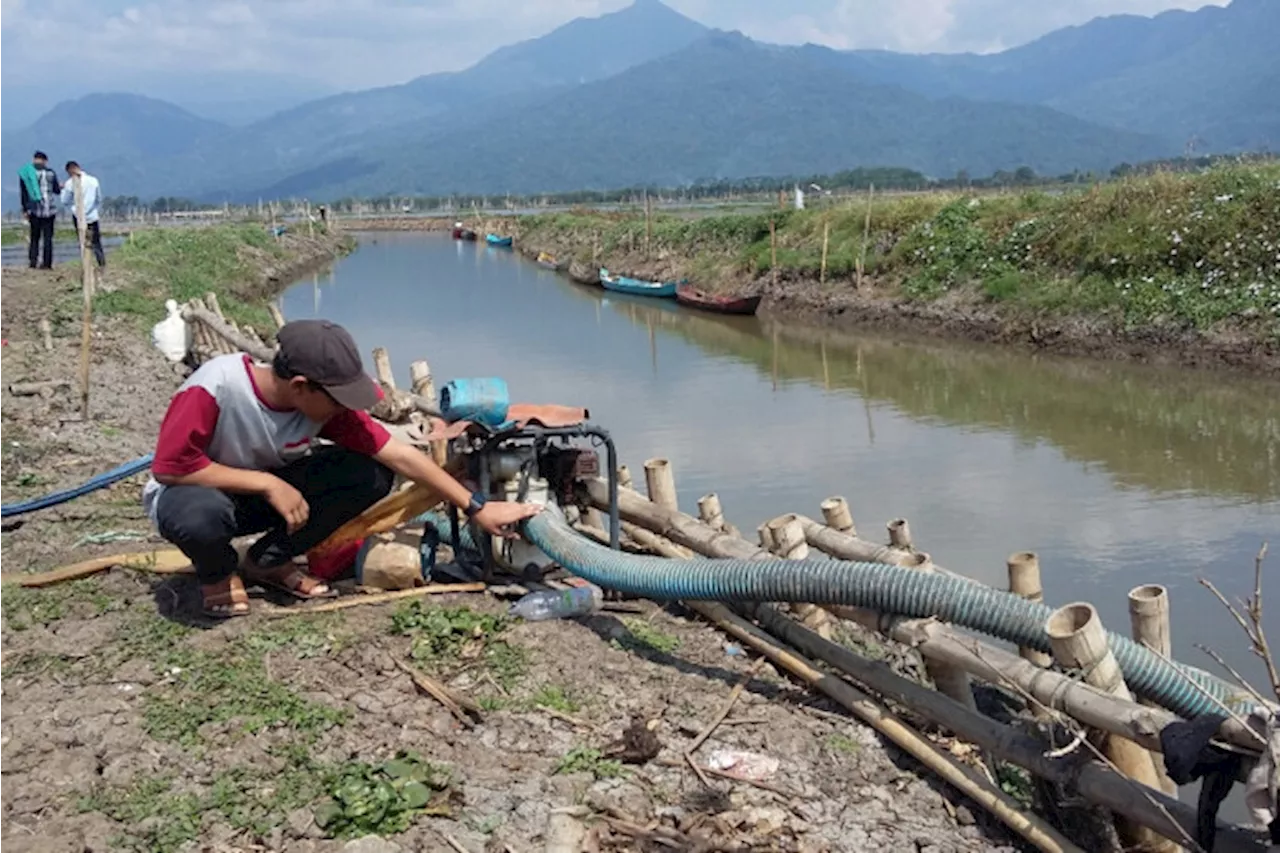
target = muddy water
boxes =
[283,231,1280,688]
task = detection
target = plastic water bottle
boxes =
[508,585,603,621]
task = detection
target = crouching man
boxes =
[142,319,540,617]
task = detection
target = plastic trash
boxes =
[508,585,603,621]
[706,749,780,781]
[151,298,190,362]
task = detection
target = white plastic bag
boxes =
[151,299,190,363]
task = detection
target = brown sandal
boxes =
[201,576,250,618]
[243,564,337,600]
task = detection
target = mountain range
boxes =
[3,0,1276,207]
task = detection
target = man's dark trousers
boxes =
[73,217,106,267]
[154,447,394,584]
[28,215,55,268]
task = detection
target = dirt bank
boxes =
[1,227,1044,851]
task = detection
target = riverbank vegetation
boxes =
[516,162,1280,343]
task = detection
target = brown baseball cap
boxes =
[274,319,381,411]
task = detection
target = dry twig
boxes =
[1198,542,1279,703]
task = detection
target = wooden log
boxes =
[1008,552,1053,668]
[1046,603,1178,853]
[643,458,678,513]
[181,305,274,361]
[1129,584,1179,797]
[693,602,1085,853]
[39,318,53,352]
[8,379,71,397]
[820,496,855,535]
[888,517,913,550]
[737,604,1257,853]
[584,483,1265,757]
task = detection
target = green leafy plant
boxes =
[313,753,455,839]
[553,746,626,780]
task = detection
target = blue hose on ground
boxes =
[433,508,1256,723]
[1,454,154,519]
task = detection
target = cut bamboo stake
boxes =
[767,514,834,640]
[39,318,53,352]
[267,302,286,331]
[268,583,486,616]
[1129,585,1179,797]
[182,306,271,359]
[372,346,396,389]
[856,183,874,290]
[74,174,93,418]
[820,220,830,286]
[739,604,1252,853]
[617,465,633,491]
[769,219,778,288]
[693,602,1085,853]
[580,485,1265,757]
[1009,553,1054,669]
[1046,603,1179,853]
[697,493,726,531]
[643,458,678,513]
[888,517,913,550]
[906,552,977,712]
[410,359,447,465]
[9,379,71,397]
[820,496,855,535]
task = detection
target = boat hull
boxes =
[675,284,762,315]
[599,268,679,298]
[452,228,477,241]
[485,234,513,247]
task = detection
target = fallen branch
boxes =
[267,582,486,616]
[0,549,194,587]
[182,304,274,362]
[394,658,482,728]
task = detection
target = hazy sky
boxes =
[1,0,1228,97]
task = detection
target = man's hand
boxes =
[264,476,309,533]
[473,501,544,539]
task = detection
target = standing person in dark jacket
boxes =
[17,150,61,269]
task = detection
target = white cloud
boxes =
[0,0,1233,103]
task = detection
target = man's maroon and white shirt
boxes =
[142,354,390,524]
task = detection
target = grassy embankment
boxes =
[516,163,1280,342]
[41,222,353,334]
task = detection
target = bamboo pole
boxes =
[738,604,1253,853]
[269,583,486,616]
[820,496,855,535]
[643,458,678,513]
[693,602,1085,853]
[769,219,778,288]
[819,219,830,286]
[617,465,633,491]
[644,192,652,257]
[1008,553,1054,668]
[697,493,726,531]
[1129,585,1179,797]
[1046,603,1178,853]
[856,183,874,290]
[581,483,1266,757]
[181,305,273,361]
[39,318,53,352]
[74,174,93,418]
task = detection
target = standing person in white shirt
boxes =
[61,160,106,268]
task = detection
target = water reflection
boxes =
[282,232,1279,691]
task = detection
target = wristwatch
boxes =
[464,490,488,519]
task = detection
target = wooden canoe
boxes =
[485,234,513,247]
[675,284,762,315]
[600,267,679,298]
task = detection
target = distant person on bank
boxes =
[17,150,61,269]
[60,161,105,268]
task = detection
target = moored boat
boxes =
[599,267,680,298]
[451,222,477,241]
[675,283,762,316]
[536,251,562,270]
[485,233,513,247]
